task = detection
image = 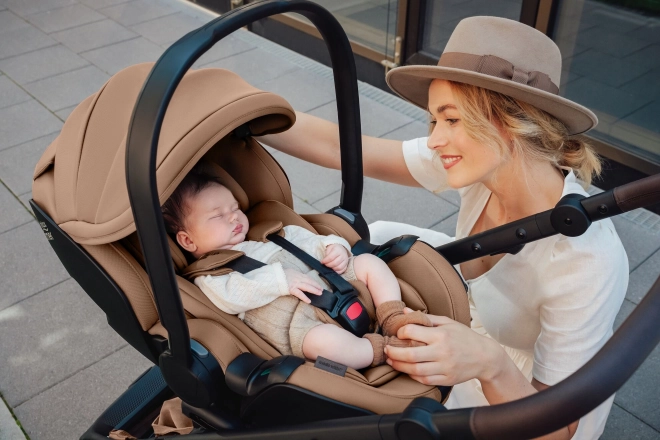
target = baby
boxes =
[162,168,430,369]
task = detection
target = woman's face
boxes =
[427,79,506,189]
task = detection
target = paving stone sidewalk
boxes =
[0,0,658,438]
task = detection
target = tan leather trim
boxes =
[182,250,245,279]
[247,200,317,234]
[398,278,427,313]
[32,134,58,180]
[32,170,57,223]
[246,220,283,242]
[388,242,470,327]
[362,365,401,386]
[302,213,362,246]
[287,364,441,414]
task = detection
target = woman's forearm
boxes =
[258,111,420,186]
[258,111,342,169]
[480,349,578,439]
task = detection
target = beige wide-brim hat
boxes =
[386,16,597,135]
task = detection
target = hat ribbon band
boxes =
[438,52,559,95]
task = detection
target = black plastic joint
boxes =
[225,353,304,397]
[395,397,447,440]
[550,194,591,237]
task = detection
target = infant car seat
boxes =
[31,60,469,434]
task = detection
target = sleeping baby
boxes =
[162,168,431,369]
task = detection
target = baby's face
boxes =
[177,184,249,258]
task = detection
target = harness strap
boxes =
[224,254,343,313]
[266,233,355,295]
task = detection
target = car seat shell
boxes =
[31,62,471,418]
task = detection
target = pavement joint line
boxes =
[378,119,422,138]
[22,59,93,86]
[0,219,34,238]
[309,189,341,206]
[39,16,109,36]
[14,343,130,409]
[0,42,60,62]
[0,131,60,153]
[0,179,35,220]
[0,392,29,440]
[22,1,83,17]
[78,35,142,58]
[628,247,660,277]
[614,98,655,124]
[196,45,259,68]
[613,402,660,434]
[426,209,461,230]
[305,99,336,113]
[0,277,71,314]
[123,10,180,28]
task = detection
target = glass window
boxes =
[421,0,524,57]
[295,0,400,58]
[553,0,660,162]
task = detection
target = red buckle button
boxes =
[346,302,363,320]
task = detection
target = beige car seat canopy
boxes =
[32,62,295,245]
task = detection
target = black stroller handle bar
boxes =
[437,173,660,265]
[126,0,365,396]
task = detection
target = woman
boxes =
[260,16,628,439]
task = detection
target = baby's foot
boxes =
[376,300,432,337]
[363,333,425,367]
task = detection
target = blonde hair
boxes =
[442,81,601,188]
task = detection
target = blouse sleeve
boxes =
[402,137,449,194]
[532,223,629,386]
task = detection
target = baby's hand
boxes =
[322,244,350,274]
[283,268,323,303]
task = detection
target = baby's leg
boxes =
[302,324,373,369]
[353,253,431,337]
[302,324,426,369]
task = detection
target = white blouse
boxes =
[369,137,629,439]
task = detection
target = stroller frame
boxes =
[30,1,660,439]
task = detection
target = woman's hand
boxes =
[284,268,323,303]
[322,244,350,274]
[385,312,505,386]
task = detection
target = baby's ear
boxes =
[176,230,197,254]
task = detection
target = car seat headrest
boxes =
[32,62,295,245]
[195,161,249,211]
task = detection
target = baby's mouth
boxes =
[233,224,243,233]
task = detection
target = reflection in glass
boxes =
[553,0,660,161]
[292,0,399,58]
[421,0,523,56]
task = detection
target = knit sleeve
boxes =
[194,262,290,315]
[282,225,351,258]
